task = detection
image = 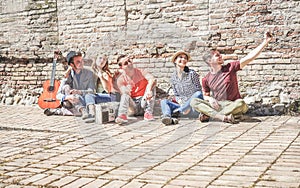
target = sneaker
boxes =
[161,115,172,125]
[81,108,89,120]
[199,113,210,123]
[44,108,55,116]
[115,114,128,125]
[171,118,179,124]
[144,112,154,121]
[171,111,180,118]
[85,114,95,123]
[223,114,236,124]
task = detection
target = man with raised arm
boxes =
[191,32,273,123]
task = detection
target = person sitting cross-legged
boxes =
[190,32,273,123]
[55,51,98,123]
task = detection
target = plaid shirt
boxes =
[170,68,201,104]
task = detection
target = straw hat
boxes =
[171,50,191,63]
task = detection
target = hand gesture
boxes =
[265,31,273,43]
[145,90,153,100]
[97,71,102,78]
[209,97,220,110]
[64,66,72,78]
[70,89,82,95]
[65,94,80,104]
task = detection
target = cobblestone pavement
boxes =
[0,105,299,188]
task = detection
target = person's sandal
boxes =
[223,114,236,124]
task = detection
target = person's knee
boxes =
[235,99,248,113]
[190,98,199,108]
[84,93,96,105]
[62,85,71,94]
[160,99,168,106]
[85,93,94,98]
[121,93,130,98]
[235,99,246,107]
[194,91,203,99]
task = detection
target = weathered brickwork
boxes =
[0,0,299,111]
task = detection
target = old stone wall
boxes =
[0,0,299,114]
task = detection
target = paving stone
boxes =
[65,161,90,167]
[210,179,254,187]
[49,176,79,187]
[260,174,300,183]
[4,185,23,188]
[163,185,184,188]
[122,181,145,188]
[31,174,61,186]
[175,174,215,182]
[169,179,206,187]
[81,179,110,188]
[3,173,32,184]
[73,169,107,178]
[62,177,95,188]
[53,165,81,172]
[255,180,300,188]
[0,106,299,187]
[101,180,128,188]
[15,167,46,174]
[142,183,163,188]
[18,174,48,185]
[43,169,69,176]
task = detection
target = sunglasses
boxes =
[122,59,132,66]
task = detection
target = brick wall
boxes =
[0,0,299,109]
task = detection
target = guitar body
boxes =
[38,79,61,109]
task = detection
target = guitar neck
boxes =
[49,59,57,88]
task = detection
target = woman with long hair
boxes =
[92,55,121,102]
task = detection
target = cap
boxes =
[171,50,191,63]
[66,51,82,65]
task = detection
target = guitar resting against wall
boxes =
[38,50,61,109]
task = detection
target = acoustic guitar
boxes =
[38,50,61,109]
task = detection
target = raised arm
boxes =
[97,71,113,93]
[240,32,273,69]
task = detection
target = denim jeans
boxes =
[84,93,97,106]
[64,93,112,114]
[95,93,112,103]
[85,93,121,105]
[160,91,203,118]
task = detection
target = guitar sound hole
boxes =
[48,86,54,92]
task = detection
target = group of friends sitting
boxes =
[44,32,273,125]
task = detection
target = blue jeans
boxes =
[160,91,203,118]
[84,93,114,106]
[95,93,112,103]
